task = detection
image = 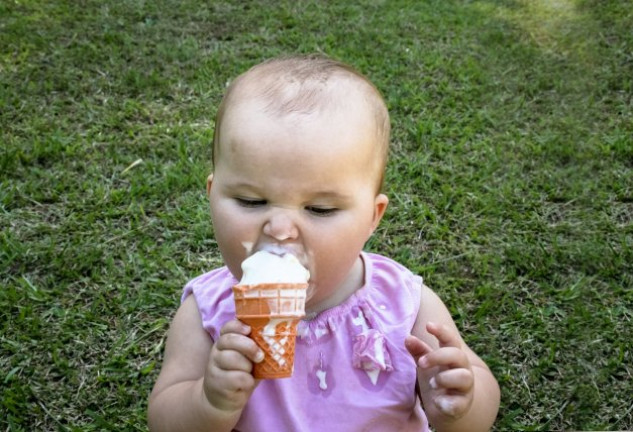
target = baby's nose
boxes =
[263,211,299,241]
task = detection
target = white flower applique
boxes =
[298,320,335,392]
[351,309,393,385]
[316,351,328,390]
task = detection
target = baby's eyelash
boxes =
[235,198,267,208]
[306,206,337,216]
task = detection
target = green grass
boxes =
[1,0,631,430]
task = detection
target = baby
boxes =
[148,54,500,431]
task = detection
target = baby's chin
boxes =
[303,288,335,319]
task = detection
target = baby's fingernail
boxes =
[254,350,265,363]
[437,397,456,416]
[419,356,429,368]
[429,377,438,389]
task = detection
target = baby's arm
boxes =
[148,295,263,432]
[405,285,500,432]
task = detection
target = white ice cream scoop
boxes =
[239,250,310,285]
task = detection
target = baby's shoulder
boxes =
[181,266,235,301]
[181,266,237,341]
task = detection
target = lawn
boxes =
[1,0,631,430]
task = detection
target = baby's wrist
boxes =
[200,379,234,413]
[198,379,244,430]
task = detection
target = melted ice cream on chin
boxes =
[239,249,310,285]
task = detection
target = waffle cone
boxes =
[232,283,307,379]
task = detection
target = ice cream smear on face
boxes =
[239,250,310,285]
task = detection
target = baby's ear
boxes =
[206,173,214,197]
[370,193,389,234]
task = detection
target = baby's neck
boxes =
[305,256,364,318]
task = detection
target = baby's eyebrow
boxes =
[225,181,260,192]
[309,191,352,201]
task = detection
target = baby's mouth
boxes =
[260,244,294,256]
[258,243,301,259]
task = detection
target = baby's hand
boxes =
[204,319,264,413]
[405,322,474,420]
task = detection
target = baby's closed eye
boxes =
[305,206,338,216]
[235,197,267,208]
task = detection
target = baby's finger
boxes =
[432,368,474,394]
[426,322,462,349]
[405,335,434,361]
[205,367,257,401]
[220,319,252,336]
[214,348,256,373]
[215,331,265,364]
[420,347,469,370]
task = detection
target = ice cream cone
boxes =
[232,283,307,379]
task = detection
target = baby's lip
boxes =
[259,244,291,256]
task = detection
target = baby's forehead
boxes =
[213,57,390,191]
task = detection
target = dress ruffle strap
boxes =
[351,304,393,385]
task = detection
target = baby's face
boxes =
[208,97,387,311]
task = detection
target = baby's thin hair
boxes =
[212,54,390,189]
[251,54,372,116]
